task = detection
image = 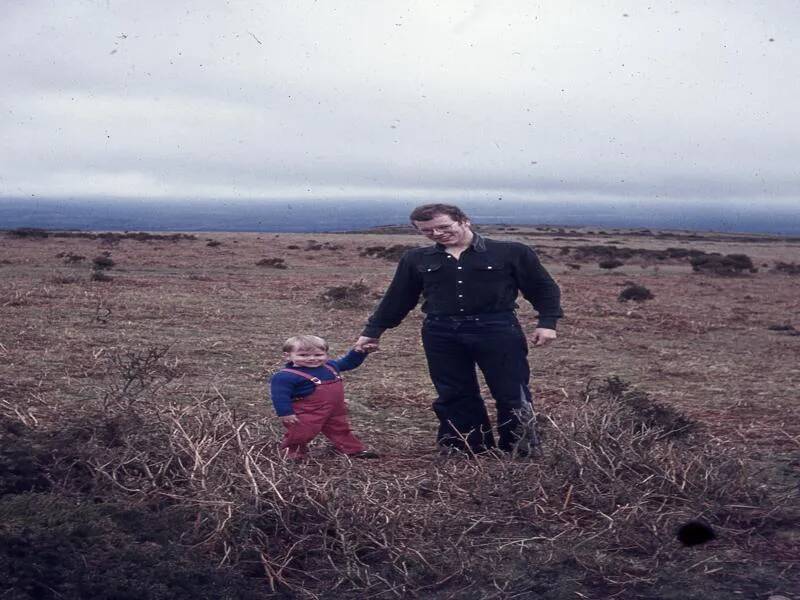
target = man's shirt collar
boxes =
[425,231,487,254]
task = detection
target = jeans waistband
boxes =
[424,311,515,322]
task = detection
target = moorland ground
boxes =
[1,225,798,599]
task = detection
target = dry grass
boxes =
[1,227,799,598]
[2,356,796,598]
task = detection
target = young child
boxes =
[270,335,379,460]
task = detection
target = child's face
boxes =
[284,346,329,368]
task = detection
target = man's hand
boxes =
[531,328,557,347]
[280,414,299,426]
[355,336,380,353]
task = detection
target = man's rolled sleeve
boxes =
[361,253,422,338]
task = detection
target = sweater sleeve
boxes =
[361,252,423,338]
[269,372,299,417]
[331,348,367,372]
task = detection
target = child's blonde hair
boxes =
[282,335,329,353]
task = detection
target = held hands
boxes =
[354,336,380,353]
[531,327,557,347]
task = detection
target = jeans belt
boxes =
[425,311,515,322]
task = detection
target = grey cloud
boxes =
[2,0,799,204]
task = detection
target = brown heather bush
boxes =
[92,255,115,270]
[90,270,113,282]
[690,253,756,276]
[6,227,49,238]
[770,261,800,275]
[53,231,197,242]
[618,283,654,303]
[1,348,796,599]
[255,258,288,269]
[359,244,419,261]
[319,280,372,309]
[599,258,624,270]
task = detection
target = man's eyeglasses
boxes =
[417,222,459,236]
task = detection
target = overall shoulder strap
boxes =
[280,368,322,384]
[322,364,341,378]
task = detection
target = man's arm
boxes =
[513,244,564,332]
[359,253,423,339]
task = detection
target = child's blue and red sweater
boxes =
[269,349,367,417]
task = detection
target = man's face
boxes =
[412,213,473,247]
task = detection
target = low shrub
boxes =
[690,253,756,276]
[51,231,197,242]
[92,255,115,270]
[564,245,708,263]
[319,281,372,309]
[91,270,113,282]
[255,257,287,269]
[6,228,49,238]
[599,258,624,269]
[770,262,800,275]
[359,244,419,261]
[619,283,654,302]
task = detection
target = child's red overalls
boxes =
[280,364,365,459]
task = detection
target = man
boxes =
[355,203,563,455]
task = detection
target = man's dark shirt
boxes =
[361,232,563,338]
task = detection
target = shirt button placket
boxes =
[456,264,464,311]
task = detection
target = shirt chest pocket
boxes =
[416,263,445,284]
[471,262,506,278]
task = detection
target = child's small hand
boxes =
[354,336,380,353]
[280,414,299,426]
[358,342,380,353]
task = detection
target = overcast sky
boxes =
[2,0,798,207]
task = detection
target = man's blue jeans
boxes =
[421,312,536,453]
